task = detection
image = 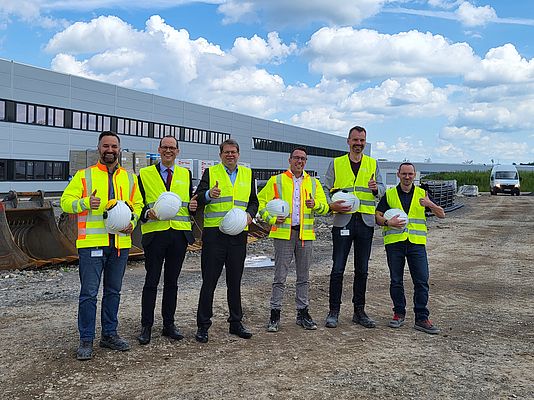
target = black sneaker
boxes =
[414,319,440,335]
[76,340,93,361]
[267,309,281,332]
[325,310,339,328]
[99,335,131,351]
[352,306,376,328]
[296,308,317,330]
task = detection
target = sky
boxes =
[1,0,534,164]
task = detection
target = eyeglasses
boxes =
[291,156,307,161]
[160,146,177,151]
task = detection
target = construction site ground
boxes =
[1,194,533,399]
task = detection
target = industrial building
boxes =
[0,58,351,194]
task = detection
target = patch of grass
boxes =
[423,171,534,192]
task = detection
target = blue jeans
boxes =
[385,240,429,321]
[78,245,129,341]
[329,214,374,311]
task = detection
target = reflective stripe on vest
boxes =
[332,154,377,214]
[383,186,427,245]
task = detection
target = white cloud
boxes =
[231,32,296,65]
[440,125,482,140]
[465,43,534,86]
[218,0,386,27]
[455,1,496,27]
[306,27,478,80]
[427,0,462,9]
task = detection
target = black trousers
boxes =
[141,229,189,328]
[197,228,247,329]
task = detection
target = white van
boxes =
[490,165,520,196]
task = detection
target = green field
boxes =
[422,170,534,193]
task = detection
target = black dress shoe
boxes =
[137,326,152,345]
[162,325,184,340]
[229,323,253,339]
[195,328,209,343]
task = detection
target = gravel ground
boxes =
[0,194,533,399]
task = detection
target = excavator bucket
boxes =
[0,191,78,270]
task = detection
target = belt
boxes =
[291,225,300,231]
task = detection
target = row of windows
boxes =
[0,99,230,146]
[252,137,345,159]
[0,159,69,181]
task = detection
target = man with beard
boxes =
[61,131,143,360]
[375,162,444,334]
[136,135,198,345]
[194,139,258,343]
[324,126,385,329]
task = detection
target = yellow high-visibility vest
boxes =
[258,170,329,240]
[383,186,427,245]
[332,154,377,215]
[60,161,143,249]
[204,163,252,230]
[139,165,192,234]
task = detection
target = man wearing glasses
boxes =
[193,139,258,343]
[136,135,198,345]
[324,126,385,329]
[258,147,329,332]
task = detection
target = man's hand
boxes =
[368,173,378,192]
[305,193,315,209]
[147,209,158,220]
[247,213,253,225]
[419,193,435,208]
[189,194,198,212]
[330,200,352,213]
[120,223,134,235]
[275,215,286,224]
[388,214,406,229]
[209,180,221,199]
[89,189,100,210]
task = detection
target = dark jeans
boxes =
[141,229,189,328]
[78,245,129,341]
[197,228,247,329]
[385,240,430,321]
[329,214,374,312]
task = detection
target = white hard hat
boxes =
[219,208,248,236]
[331,191,360,213]
[266,199,290,218]
[384,208,408,227]
[153,191,182,220]
[104,200,133,234]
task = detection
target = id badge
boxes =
[91,249,103,258]
[340,229,350,236]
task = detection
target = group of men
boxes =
[61,126,444,361]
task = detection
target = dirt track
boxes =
[1,194,533,399]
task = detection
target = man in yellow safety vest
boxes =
[324,126,385,329]
[136,135,198,345]
[258,147,329,332]
[61,131,143,360]
[375,162,445,334]
[193,139,258,343]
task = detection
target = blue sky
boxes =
[1,0,534,164]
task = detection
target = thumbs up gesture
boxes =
[189,194,198,212]
[305,193,315,209]
[209,180,221,199]
[89,189,100,210]
[368,173,377,191]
